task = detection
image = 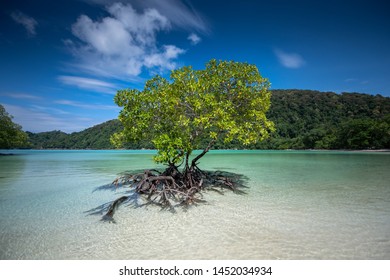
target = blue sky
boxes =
[1,0,389,133]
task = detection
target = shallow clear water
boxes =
[0,150,389,259]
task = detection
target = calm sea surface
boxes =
[0,150,389,259]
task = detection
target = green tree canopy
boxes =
[0,104,29,149]
[102,59,274,216]
[112,59,274,166]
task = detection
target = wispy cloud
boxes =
[274,48,306,69]
[138,0,208,33]
[1,92,42,100]
[66,2,187,80]
[55,99,118,111]
[3,104,91,133]
[30,105,71,115]
[82,0,209,33]
[58,75,118,94]
[345,78,369,85]
[188,33,201,45]
[10,10,38,37]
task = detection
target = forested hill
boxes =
[27,119,122,149]
[26,90,390,150]
[261,90,390,149]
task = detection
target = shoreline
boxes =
[304,149,390,152]
[1,148,390,153]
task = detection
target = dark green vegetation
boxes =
[27,119,157,149]
[0,104,29,149]
[27,119,122,149]
[260,90,390,150]
[25,90,390,150]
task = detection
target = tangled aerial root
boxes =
[91,164,248,222]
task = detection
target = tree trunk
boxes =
[191,138,216,167]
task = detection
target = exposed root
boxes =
[101,196,128,223]
[96,164,248,221]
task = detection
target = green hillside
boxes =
[260,90,390,149]
[27,119,122,149]
[26,90,390,150]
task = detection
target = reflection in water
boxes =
[0,152,26,186]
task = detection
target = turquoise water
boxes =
[0,150,389,259]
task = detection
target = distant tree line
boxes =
[2,90,389,150]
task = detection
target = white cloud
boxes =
[10,11,38,37]
[82,0,208,33]
[144,45,185,71]
[107,3,171,45]
[187,33,201,45]
[67,2,186,80]
[274,49,306,69]
[58,75,118,94]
